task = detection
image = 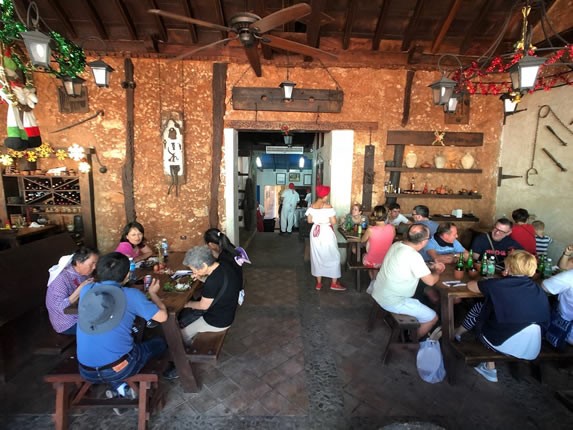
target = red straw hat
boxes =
[316,185,331,198]
[288,182,295,189]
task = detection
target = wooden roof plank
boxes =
[459,0,495,55]
[113,0,138,40]
[181,0,198,44]
[342,0,358,50]
[255,0,273,60]
[401,0,426,52]
[372,0,391,51]
[83,0,108,40]
[431,0,463,54]
[47,0,77,39]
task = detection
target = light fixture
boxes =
[19,2,52,69]
[256,156,262,168]
[279,80,296,101]
[60,76,85,97]
[429,54,463,106]
[299,156,305,169]
[283,135,293,146]
[500,93,520,114]
[87,58,114,88]
[508,55,546,92]
[443,92,461,113]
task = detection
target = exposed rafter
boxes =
[83,0,108,40]
[401,0,426,52]
[459,0,495,54]
[255,0,273,60]
[47,0,77,38]
[181,0,198,43]
[342,0,358,50]
[114,0,138,40]
[431,0,463,54]
[213,0,227,40]
[372,0,390,51]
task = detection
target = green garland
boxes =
[0,1,86,78]
[0,0,26,44]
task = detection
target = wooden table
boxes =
[338,227,365,290]
[435,265,482,383]
[65,252,203,393]
[0,224,58,248]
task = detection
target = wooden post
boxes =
[122,58,136,222]
[362,145,375,211]
[210,63,227,228]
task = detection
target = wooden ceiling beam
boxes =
[83,0,108,40]
[213,0,228,40]
[146,0,167,42]
[255,0,273,60]
[46,0,77,39]
[342,0,358,50]
[431,0,462,54]
[306,0,327,48]
[459,0,494,54]
[114,0,138,40]
[401,0,425,52]
[181,0,198,44]
[372,0,390,51]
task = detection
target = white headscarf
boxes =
[47,255,73,287]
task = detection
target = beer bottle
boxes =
[466,249,474,271]
[538,255,545,277]
[544,258,553,278]
[487,256,496,276]
[456,253,464,271]
[480,254,488,276]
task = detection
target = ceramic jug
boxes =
[461,152,475,169]
[434,153,446,169]
[405,150,417,168]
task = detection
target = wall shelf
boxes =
[385,167,482,174]
[385,193,482,199]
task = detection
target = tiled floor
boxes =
[2,230,573,429]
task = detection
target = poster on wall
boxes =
[276,173,286,185]
[304,174,312,185]
[288,172,300,182]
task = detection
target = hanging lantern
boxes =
[20,30,52,69]
[279,80,296,101]
[87,59,115,87]
[61,76,85,97]
[429,76,457,105]
[509,55,545,91]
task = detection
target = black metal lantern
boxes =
[279,80,296,100]
[509,55,545,91]
[61,76,85,97]
[87,59,115,87]
[429,76,457,106]
[20,30,52,69]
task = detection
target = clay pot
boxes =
[461,152,475,169]
[434,153,446,169]
[468,268,479,279]
[405,150,417,168]
[454,269,464,280]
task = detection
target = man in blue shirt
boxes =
[421,222,468,263]
[77,252,167,396]
[412,205,439,237]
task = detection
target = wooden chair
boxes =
[367,301,420,364]
[44,356,166,430]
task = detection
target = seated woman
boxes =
[45,247,99,335]
[115,221,153,262]
[458,250,550,383]
[361,205,395,289]
[180,245,243,344]
[341,202,365,230]
[204,228,250,275]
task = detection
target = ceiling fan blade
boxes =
[243,43,262,77]
[167,37,237,62]
[148,9,234,33]
[263,35,337,59]
[250,3,311,34]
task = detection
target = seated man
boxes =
[471,218,522,266]
[386,203,411,236]
[412,205,439,237]
[421,222,469,263]
[371,224,444,340]
[77,252,167,396]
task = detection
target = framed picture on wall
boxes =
[276,173,286,185]
[303,174,312,185]
[288,172,300,182]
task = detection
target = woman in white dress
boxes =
[305,185,345,291]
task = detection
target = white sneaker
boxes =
[474,362,498,382]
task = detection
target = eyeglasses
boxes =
[493,227,511,235]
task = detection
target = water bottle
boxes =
[544,258,553,279]
[480,254,488,276]
[161,238,169,261]
[129,257,136,281]
[487,256,496,276]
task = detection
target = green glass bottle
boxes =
[480,254,488,276]
[456,253,464,271]
[466,249,474,271]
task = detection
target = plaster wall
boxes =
[2,59,506,251]
[497,85,573,261]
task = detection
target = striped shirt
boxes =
[535,235,553,255]
[45,265,88,333]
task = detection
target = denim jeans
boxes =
[60,324,77,335]
[79,337,166,390]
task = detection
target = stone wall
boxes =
[1,58,505,251]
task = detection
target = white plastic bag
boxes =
[416,339,446,383]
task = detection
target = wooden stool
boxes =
[186,330,228,363]
[366,301,420,364]
[44,356,166,430]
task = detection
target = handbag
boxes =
[545,308,573,351]
[416,339,446,383]
[178,273,228,329]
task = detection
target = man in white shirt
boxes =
[371,224,444,339]
[280,183,300,234]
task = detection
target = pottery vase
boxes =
[461,152,475,169]
[434,153,446,169]
[405,150,417,168]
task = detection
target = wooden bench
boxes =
[44,356,166,430]
[34,332,76,355]
[185,330,228,363]
[366,301,420,364]
[346,260,370,292]
[451,338,573,381]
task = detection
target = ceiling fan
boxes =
[148,3,336,77]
